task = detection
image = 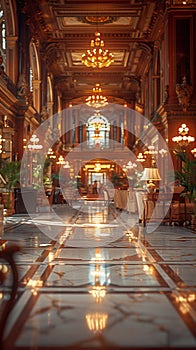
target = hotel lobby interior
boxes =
[0,1,196,349]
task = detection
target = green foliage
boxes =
[33,157,53,188]
[0,161,21,191]
[44,158,52,174]
[175,151,196,212]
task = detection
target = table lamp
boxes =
[140,167,161,193]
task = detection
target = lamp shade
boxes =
[140,167,161,181]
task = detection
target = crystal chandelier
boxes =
[56,155,66,165]
[136,152,145,162]
[172,123,195,147]
[126,161,137,169]
[27,134,43,150]
[159,148,167,158]
[82,32,114,69]
[144,145,158,156]
[86,84,108,108]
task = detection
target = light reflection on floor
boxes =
[0,202,196,349]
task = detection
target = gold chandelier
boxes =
[86,84,108,108]
[82,32,114,69]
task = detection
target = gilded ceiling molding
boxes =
[77,16,119,25]
[54,10,140,17]
[166,0,196,7]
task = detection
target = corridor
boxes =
[0,201,196,349]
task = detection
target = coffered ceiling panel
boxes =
[22,0,166,105]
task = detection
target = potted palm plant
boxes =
[0,161,21,215]
[174,150,196,229]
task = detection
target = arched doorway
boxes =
[86,112,110,149]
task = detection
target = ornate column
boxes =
[167,13,178,105]
[6,36,18,83]
[116,112,121,143]
[32,80,41,112]
[152,41,161,110]
[75,109,79,144]
[47,101,54,123]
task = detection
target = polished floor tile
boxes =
[0,203,196,349]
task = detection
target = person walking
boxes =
[92,180,98,194]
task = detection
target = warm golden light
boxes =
[82,32,114,69]
[88,248,107,303]
[126,161,137,169]
[48,252,54,264]
[136,152,145,162]
[63,161,70,169]
[56,155,66,165]
[86,84,108,108]
[94,162,101,172]
[86,313,108,332]
[141,168,161,181]
[89,286,106,303]
[159,148,167,157]
[144,145,158,155]
[141,167,161,193]
[125,230,137,242]
[27,134,43,150]
[27,279,43,295]
[47,148,56,159]
[173,293,196,314]
[0,263,8,274]
[191,148,196,157]
[172,123,195,147]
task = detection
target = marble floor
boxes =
[0,201,196,350]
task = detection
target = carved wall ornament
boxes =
[17,73,27,97]
[0,54,7,83]
[176,76,193,111]
[40,105,49,122]
[26,91,33,107]
[164,84,169,103]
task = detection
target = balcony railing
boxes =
[0,74,17,97]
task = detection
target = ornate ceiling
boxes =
[22,0,166,106]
